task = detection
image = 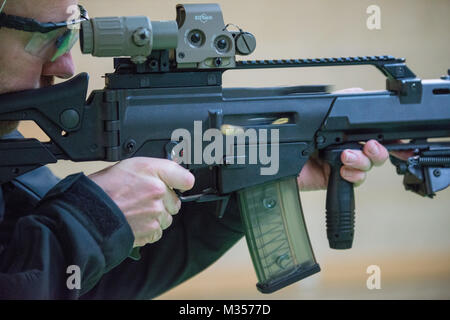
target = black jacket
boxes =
[0,131,244,299]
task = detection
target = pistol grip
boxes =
[238,177,320,293]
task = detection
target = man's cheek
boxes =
[0,59,43,92]
[0,73,41,94]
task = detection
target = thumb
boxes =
[155,159,195,192]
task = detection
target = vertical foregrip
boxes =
[325,155,356,249]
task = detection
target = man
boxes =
[0,0,390,299]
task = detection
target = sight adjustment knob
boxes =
[235,32,256,56]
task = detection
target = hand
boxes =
[297,88,390,191]
[88,158,195,247]
[298,140,390,191]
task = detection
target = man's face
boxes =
[0,0,78,134]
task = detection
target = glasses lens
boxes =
[24,27,79,62]
[51,28,79,62]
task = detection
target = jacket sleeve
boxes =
[0,173,134,299]
[81,192,245,300]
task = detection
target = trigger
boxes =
[175,188,231,219]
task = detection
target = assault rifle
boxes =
[0,4,449,293]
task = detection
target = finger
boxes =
[134,218,160,238]
[363,140,389,166]
[163,188,182,215]
[341,149,372,171]
[137,230,163,246]
[134,221,162,246]
[154,159,195,192]
[144,220,163,244]
[146,201,172,229]
[340,166,367,185]
[149,228,163,243]
[148,196,173,229]
[158,212,173,230]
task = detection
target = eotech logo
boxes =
[195,13,213,23]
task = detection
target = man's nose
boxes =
[41,52,75,79]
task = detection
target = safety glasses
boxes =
[0,4,88,62]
